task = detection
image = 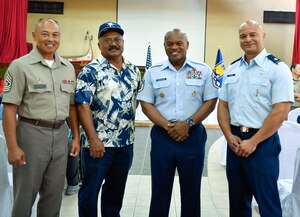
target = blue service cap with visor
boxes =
[98,22,124,39]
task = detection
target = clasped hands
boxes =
[167,121,190,143]
[228,135,257,157]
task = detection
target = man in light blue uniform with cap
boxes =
[218,20,294,217]
[137,28,218,217]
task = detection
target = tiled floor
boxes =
[60,127,260,217]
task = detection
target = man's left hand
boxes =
[167,121,189,142]
[237,139,257,157]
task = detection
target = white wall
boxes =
[118,0,207,66]
[118,0,219,124]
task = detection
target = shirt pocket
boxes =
[185,79,204,101]
[27,83,53,107]
[153,79,171,99]
[249,77,270,96]
[224,75,239,85]
[153,79,171,89]
[61,83,75,104]
[61,83,75,94]
[224,75,239,100]
[249,77,271,104]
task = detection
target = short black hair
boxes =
[291,63,299,71]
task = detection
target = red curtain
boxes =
[0,0,28,64]
[293,0,300,64]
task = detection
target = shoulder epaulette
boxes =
[267,54,282,64]
[231,57,242,65]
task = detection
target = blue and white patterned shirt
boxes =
[75,57,142,148]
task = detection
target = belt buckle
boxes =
[53,121,61,129]
[34,120,40,126]
[240,126,249,133]
[53,120,64,129]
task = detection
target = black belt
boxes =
[230,125,259,133]
[19,117,65,129]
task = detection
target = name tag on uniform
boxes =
[156,78,167,82]
[33,84,47,89]
[227,74,236,77]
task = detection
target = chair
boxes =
[278,147,300,217]
[287,108,300,123]
[219,135,227,166]
[134,104,149,121]
[278,121,300,179]
[0,135,13,217]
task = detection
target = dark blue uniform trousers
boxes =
[149,124,207,217]
[227,127,282,217]
[78,145,133,217]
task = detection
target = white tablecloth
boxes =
[0,135,13,217]
[288,108,300,123]
[278,147,300,217]
[219,136,227,166]
[278,121,300,179]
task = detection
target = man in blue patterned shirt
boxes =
[75,21,142,217]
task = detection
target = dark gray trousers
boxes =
[12,121,68,217]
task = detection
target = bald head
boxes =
[164,28,188,42]
[238,20,266,60]
[239,20,263,32]
[34,18,59,32]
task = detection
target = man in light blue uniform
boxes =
[218,20,294,217]
[75,22,142,217]
[137,29,218,217]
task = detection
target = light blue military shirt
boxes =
[137,59,218,121]
[219,49,294,128]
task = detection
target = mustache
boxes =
[109,46,119,51]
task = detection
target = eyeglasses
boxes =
[100,38,124,45]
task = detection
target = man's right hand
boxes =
[227,134,242,154]
[89,137,105,158]
[8,145,26,167]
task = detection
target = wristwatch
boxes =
[186,117,196,127]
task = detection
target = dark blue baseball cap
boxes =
[98,21,124,38]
